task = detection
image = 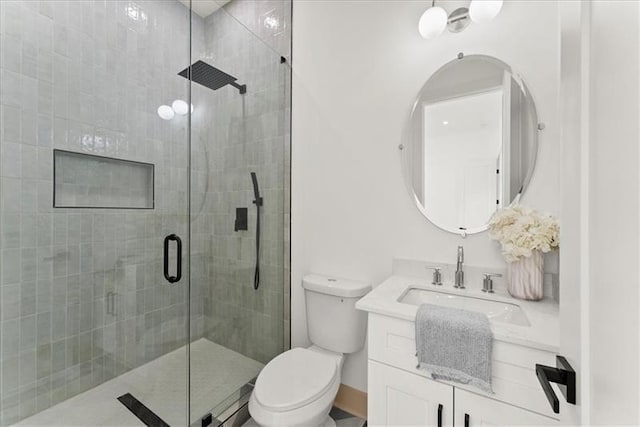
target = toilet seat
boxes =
[253,348,338,412]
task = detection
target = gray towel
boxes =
[415,304,493,393]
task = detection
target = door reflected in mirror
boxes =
[404,55,539,235]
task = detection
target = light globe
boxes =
[418,6,448,39]
[469,0,503,23]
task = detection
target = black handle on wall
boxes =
[163,234,182,283]
[437,404,443,427]
[535,355,576,414]
[234,207,248,231]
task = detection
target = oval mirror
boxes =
[402,54,539,235]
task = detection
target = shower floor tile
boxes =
[13,338,263,427]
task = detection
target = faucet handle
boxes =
[482,272,502,293]
[426,266,443,286]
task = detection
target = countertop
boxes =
[355,275,560,353]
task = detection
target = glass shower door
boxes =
[104,2,194,426]
[0,1,192,426]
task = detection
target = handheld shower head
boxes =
[251,172,263,206]
[250,172,263,290]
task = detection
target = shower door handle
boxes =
[163,234,182,283]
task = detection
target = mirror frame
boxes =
[401,54,540,236]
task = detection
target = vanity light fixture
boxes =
[418,0,503,39]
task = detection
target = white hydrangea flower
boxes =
[488,205,559,262]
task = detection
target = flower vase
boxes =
[507,250,544,301]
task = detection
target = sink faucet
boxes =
[454,246,465,289]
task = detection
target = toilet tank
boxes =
[302,274,371,354]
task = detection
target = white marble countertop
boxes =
[356,275,560,353]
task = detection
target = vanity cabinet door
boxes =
[368,361,454,427]
[454,388,559,427]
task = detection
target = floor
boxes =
[243,407,367,427]
[13,338,263,427]
[327,407,367,427]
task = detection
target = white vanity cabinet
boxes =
[368,358,557,427]
[356,273,564,427]
[365,313,560,427]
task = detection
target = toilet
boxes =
[248,274,371,427]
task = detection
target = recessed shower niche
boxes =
[53,150,155,209]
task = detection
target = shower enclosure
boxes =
[0,0,291,425]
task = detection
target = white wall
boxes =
[588,2,639,423]
[291,1,560,390]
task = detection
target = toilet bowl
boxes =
[249,346,343,427]
[248,274,370,427]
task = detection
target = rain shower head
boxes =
[178,60,246,94]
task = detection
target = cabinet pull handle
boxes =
[464,413,469,427]
[437,404,443,427]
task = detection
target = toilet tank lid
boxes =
[302,274,371,298]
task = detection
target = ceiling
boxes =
[178,0,231,18]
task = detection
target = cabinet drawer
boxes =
[367,313,559,419]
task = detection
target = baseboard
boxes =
[333,384,367,420]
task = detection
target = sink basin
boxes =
[398,287,531,327]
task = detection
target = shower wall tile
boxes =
[1,285,20,320]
